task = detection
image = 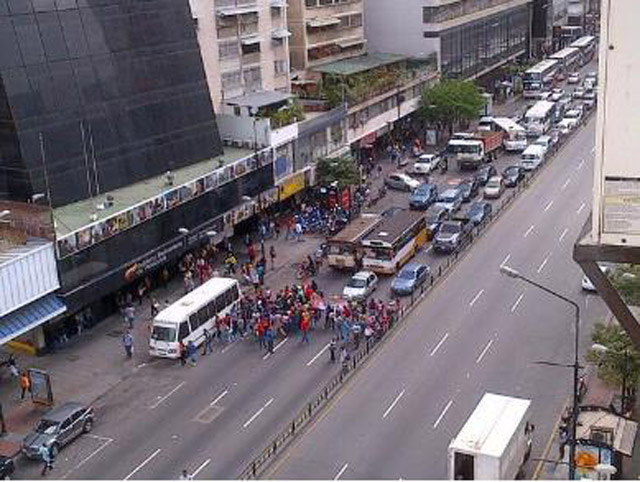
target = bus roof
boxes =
[328,214,381,244]
[492,117,524,133]
[525,100,555,118]
[361,210,424,248]
[155,277,237,324]
[570,35,595,48]
[525,58,558,74]
[549,47,580,60]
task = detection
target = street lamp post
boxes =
[499,265,580,480]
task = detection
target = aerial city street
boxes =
[2,0,638,480]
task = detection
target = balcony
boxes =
[216,0,259,16]
[305,0,363,17]
[306,26,364,48]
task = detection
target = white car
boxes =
[343,271,378,300]
[582,265,612,292]
[557,118,577,135]
[410,154,440,175]
[385,172,421,192]
[532,135,553,155]
[483,176,505,199]
[568,72,581,84]
[550,89,564,102]
[564,108,583,123]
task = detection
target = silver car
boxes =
[22,402,94,458]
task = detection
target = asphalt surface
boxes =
[269,116,606,480]
[12,63,602,480]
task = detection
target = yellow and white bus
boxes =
[149,277,240,358]
[361,210,427,274]
[327,213,382,270]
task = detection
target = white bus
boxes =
[570,35,596,65]
[549,47,582,79]
[524,101,557,137]
[149,277,241,358]
[523,59,559,99]
[492,117,528,151]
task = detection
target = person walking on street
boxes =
[19,371,31,400]
[300,312,310,344]
[269,245,277,269]
[150,297,160,318]
[266,326,274,354]
[294,221,303,242]
[39,444,54,476]
[179,469,193,480]
[202,328,213,355]
[187,340,197,366]
[123,330,134,359]
[329,337,337,363]
[124,304,135,329]
[179,341,186,366]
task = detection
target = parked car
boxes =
[585,71,598,84]
[475,165,497,186]
[425,204,450,240]
[550,88,564,102]
[483,176,505,199]
[433,218,474,253]
[381,206,404,218]
[409,183,438,210]
[391,262,430,295]
[557,118,577,135]
[582,91,597,109]
[457,178,480,203]
[465,201,493,226]
[435,188,463,214]
[410,153,440,176]
[22,402,94,459]
[565,107,583,123]
[342,271,378,300]
[567,72,581,84]
[0,455,15,480]
[503,165,525,187]
[520,144,545,171]
[532,135,553,155]
[572,87,586,100]
[385,172,421,192]
[582,264,612,291]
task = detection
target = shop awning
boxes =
[0,294,67,345]
[271,28,291,39]
[307,17,341,28]
[337,38,366,49]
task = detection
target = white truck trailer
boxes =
[448,393,534,480]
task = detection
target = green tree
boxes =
[315,155,360,189]
[418,80,485,134]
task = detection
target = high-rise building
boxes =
[364,0,533,80]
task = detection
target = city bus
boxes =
[149,277,241,358]
[327,213,382,270]
[570,35,596,66]
[549,47,582,79]
[361,210,427,274]
[524,101,557,137]
[523,59,559,99]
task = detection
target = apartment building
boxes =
[287,0,366,73]
[364,0,533,80]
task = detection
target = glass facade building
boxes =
[437,4,532,79]
[0,0,223,207]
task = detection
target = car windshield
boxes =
[439,192,457,202]
[505,167,518,175]
[440,224,458,234]
[468,204,482,215]
[426,211,442,223]
[397,270,416,280]
[487,180,500,188]
[565,111,579,118]
[151,325,177,342]
[415,186,431,195]
[347,278,367,288]
[36,419,60,435]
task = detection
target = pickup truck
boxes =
[447,131,502,170]
[432,217,473,253]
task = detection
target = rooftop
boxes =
[0,238,50,267]
[312,52,407,76]
[225,91,293,110]
[53,146,253,237]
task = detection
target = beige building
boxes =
[287,0,366,72]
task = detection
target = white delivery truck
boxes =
[448,393,534,480]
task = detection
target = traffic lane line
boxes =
[433,400,453,429]
[544,200,554,212]
[210,389,229,407]
[334,463,349,480]
[558,227,569,243]
[306,342,331,367]
[263,337,289,360]
[243,398,274,429]
[192,458,211,478]
[124,448,161,480]
[149,382,185,409]
[576,159,585,170]
[382,389,406,419]
[561,178,571,191]
[510,293,524,313]
[577,202,586,214]
[62,435,114,480]
[500,253,511,267]
[429,332,449,357]
[537,254,550,273]
[524,225,535,238]
[476,339,494,364]
[468,289,484,307]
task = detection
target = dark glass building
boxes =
[0,0,223,207]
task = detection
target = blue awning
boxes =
[0,295,67,345]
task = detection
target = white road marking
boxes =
[524,225,535,238]
[576,159,585,170]
[430,333,449,357]
[433,400,453,429]
[382,389,406,419]
[425,245,433,254]
[62,436,114,479]
[561,178,572,191]
[511,293,525,313]
[243,398,274,428]
[591,146,595,154]
[334,463,349,480]
[124,448,162,480]
[500,253,511,267]
[559,227,569,243]
[149,382,185,409]
[136,363,147,369]
[210,389,229,407]
[306,342,331,366]
[577,202,586,214]
[476,339,494,364]
[192,458,211,478]
[537,254,550,273]
[544,200,554,212]
[263,337,289,359]
[469,289,485,307]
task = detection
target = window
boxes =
[60,418,71,431]
[222,70,241,90]
[274,59,288,75]
[219,41,239,60]
[178,321,190,341]
[350,14,362,27]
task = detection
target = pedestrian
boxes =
[187,340,197,366]
[269,245,277,269]
[39,444,54,476]
[256,260,265,285]
[266,326,274,354]
[124,304,135,329]
[122,330,134,359]
[7,355,18,378]
[300,312,310,344]
[179,341,186,366]
[19,371,31,400]
[329,337,337,363]
[179,469,193,480]
[202,328,213,355]
[294,221,303,242]
[0,401,7,435]
[150,297,160,318]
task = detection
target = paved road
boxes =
[13,63,600,480]
[269,116,606,480]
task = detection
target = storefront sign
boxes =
[279,172,306,201]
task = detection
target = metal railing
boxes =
[237,105,596,480]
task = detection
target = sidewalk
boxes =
[0,227,324,457]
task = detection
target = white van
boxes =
[520,144,545,171]
[149,277,241,358]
